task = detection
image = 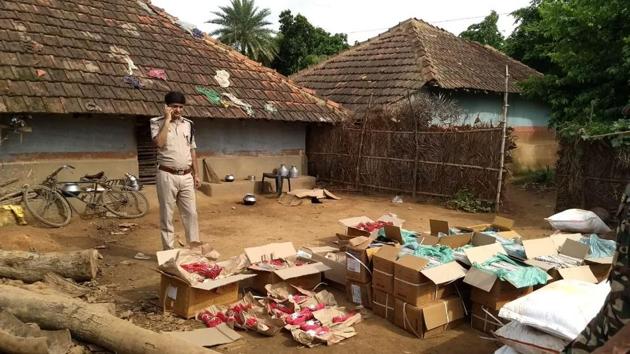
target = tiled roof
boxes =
[0,0,346,123]
[291,18,542,113]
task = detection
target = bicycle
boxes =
[0,176,71,227]
[23,165,149,227]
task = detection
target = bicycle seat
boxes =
[82,171,105,181]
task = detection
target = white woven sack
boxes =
[545,209,611,234]
[499,279,610,340]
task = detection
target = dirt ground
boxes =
[0,183,556,354]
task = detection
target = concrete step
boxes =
[199,176,316,199]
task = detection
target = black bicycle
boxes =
[23,165,149,227]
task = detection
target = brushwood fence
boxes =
[306,123,513,202]
[556,138,630,215]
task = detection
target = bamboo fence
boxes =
[556,138,630,214]
[306,95,514,202]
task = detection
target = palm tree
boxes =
[208,0,277,63]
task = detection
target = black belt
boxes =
[159,165,192,175]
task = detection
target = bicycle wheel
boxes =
[23,185,72,227]
[102,190,149,218]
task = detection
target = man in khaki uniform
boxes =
[150,91,201,250]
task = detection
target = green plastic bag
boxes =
[475,253,548,288]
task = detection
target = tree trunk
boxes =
[0,285,218,354]
[0,250,99,283]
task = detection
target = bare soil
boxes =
[0,183,556,354]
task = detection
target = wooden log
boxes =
[0,250,99,283]
[0,285,218,354]
[43,273,90,298]
[0,329,48,354]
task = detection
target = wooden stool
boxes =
[261,173,291,195]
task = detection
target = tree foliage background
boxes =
[208,0,277,64]
[506,0,630,135]
[271,10,349,75]
[459,10,504,50]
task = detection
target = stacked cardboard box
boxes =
[340,214,405,309]
[392,254,467,337]
[345,236,380,309]
[463,242,543,333]
[371,245,400,322]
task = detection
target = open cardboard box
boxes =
[382,219,474,248]
[522,236,597,283]
[394,296,466,338]
[421,219,476,247]
[338,214,405,238]
[299,246,346,286]
[156,249,256,319]
[549,232,616,282]
[463,243,548,310]
[450,232,504,266]
[394,255,467,307]
[245,242,330,293]
[467,216,521,240]
[346,236,382,283]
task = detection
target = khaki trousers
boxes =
[156,169,199,249]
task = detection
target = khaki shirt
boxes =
[150,116,197,170]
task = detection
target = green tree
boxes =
[208,0,277,63]
[459,10,505,50]
[516,0,630,127]
[272,10,349,75]
[504,0,553,73]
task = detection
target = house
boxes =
[0,0,346,187]
[291,18,555,172]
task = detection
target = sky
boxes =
[150,0,532,44]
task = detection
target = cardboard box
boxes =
[394,296,465,338]
[428,219,475,246]
[372,245,400,293]
[470,302,503,334]
[586,255,616,282]
[393,255,466,306]
[300,246,346,285]
[372,288,395,322]
[467,216,521,239]
[338,214,404,238]
[469,284,533,311]
[156,250,256,319]
[463,243,544,310]
[346,236,380,283]
[522,236,597,283]
[346,280,372,309]
[245,242,330,293]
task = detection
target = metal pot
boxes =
[243,193,256,205]
[278,164,289,177]
[60,183,81,197]
[289,165,299,178]
[124,173,141,191]
[224,174,235,182]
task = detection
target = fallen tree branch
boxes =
[0,250,99,283]
[0,285,218,354]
